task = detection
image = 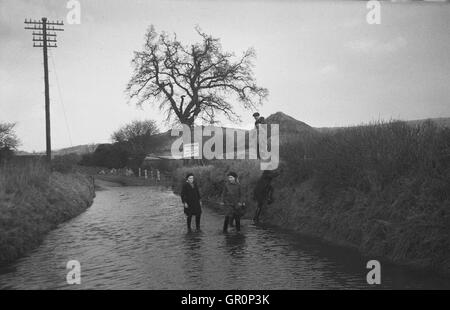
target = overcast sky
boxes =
[1,0,449,152]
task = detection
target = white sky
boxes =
[1,0,449,152]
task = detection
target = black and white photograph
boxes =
[1,0,450,295]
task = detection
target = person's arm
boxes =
[196,185,202,205]
[267,185,274,203]
[252,186,257,201]
[180,183,187,205]
[238,184,243,204]
[220,184,227,205]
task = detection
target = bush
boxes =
[280,120,450,198]
[51,153,82,173]
[80,143,130,168]
[0,147,14,163]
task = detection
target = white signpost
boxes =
[183,142,200,158]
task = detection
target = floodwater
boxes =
[1,182,450,290]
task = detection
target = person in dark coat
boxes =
[253,170,279,224]
[221,172,245,233]
[181,173,202,232]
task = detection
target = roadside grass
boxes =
[0,160,95,265]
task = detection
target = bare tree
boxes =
[126,25,268,126]
[112,120,159,143]
[111,120,159,155]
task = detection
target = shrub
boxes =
[51,153,82,173]
[80,143,130,168]
[279,120,450,198]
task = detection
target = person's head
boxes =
[185,173,194,184]
[252,112,260,121]
[227,171,238,184]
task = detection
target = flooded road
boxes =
[1,182,450,290]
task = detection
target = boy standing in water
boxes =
[181,173,202,232]
[221,172,245,233]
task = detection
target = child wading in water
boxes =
[220,172,245,233]
[181,173,202,232]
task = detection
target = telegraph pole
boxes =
[24,17,64,163]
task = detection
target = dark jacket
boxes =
[221,182,244,217]
[253,170,278,204]
[181,182,202,216]
[221,182,242,205]
[253,179,273,205]
[255,116,266,129]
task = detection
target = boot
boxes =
[187,215,193,232]
[235,217,241,232]
[223,216,229,233]
[195,214,201,231]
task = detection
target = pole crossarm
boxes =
[33,32,57,37]
[24,19,43,24]
[46,21,64,26]
[25,18,64,25]
[24,26,44,30]
[46,26,64,31]
[33,38,57,42]
[33,44,58,48]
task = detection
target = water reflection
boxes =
[182,232,206,286]
[224,233,247,258]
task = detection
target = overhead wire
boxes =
[49,48,73,147]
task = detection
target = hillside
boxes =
[18,114,448,159]
[108,113,450,158]
[316,117,450,133]
[150,113,450,155]
[266,111,315,134]
[16,144,99,157]
[52,144,99,156]
[265,111,320,145]
[406,117,450,128]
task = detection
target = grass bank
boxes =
[172,120,450,276]
[0,161,95,265]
